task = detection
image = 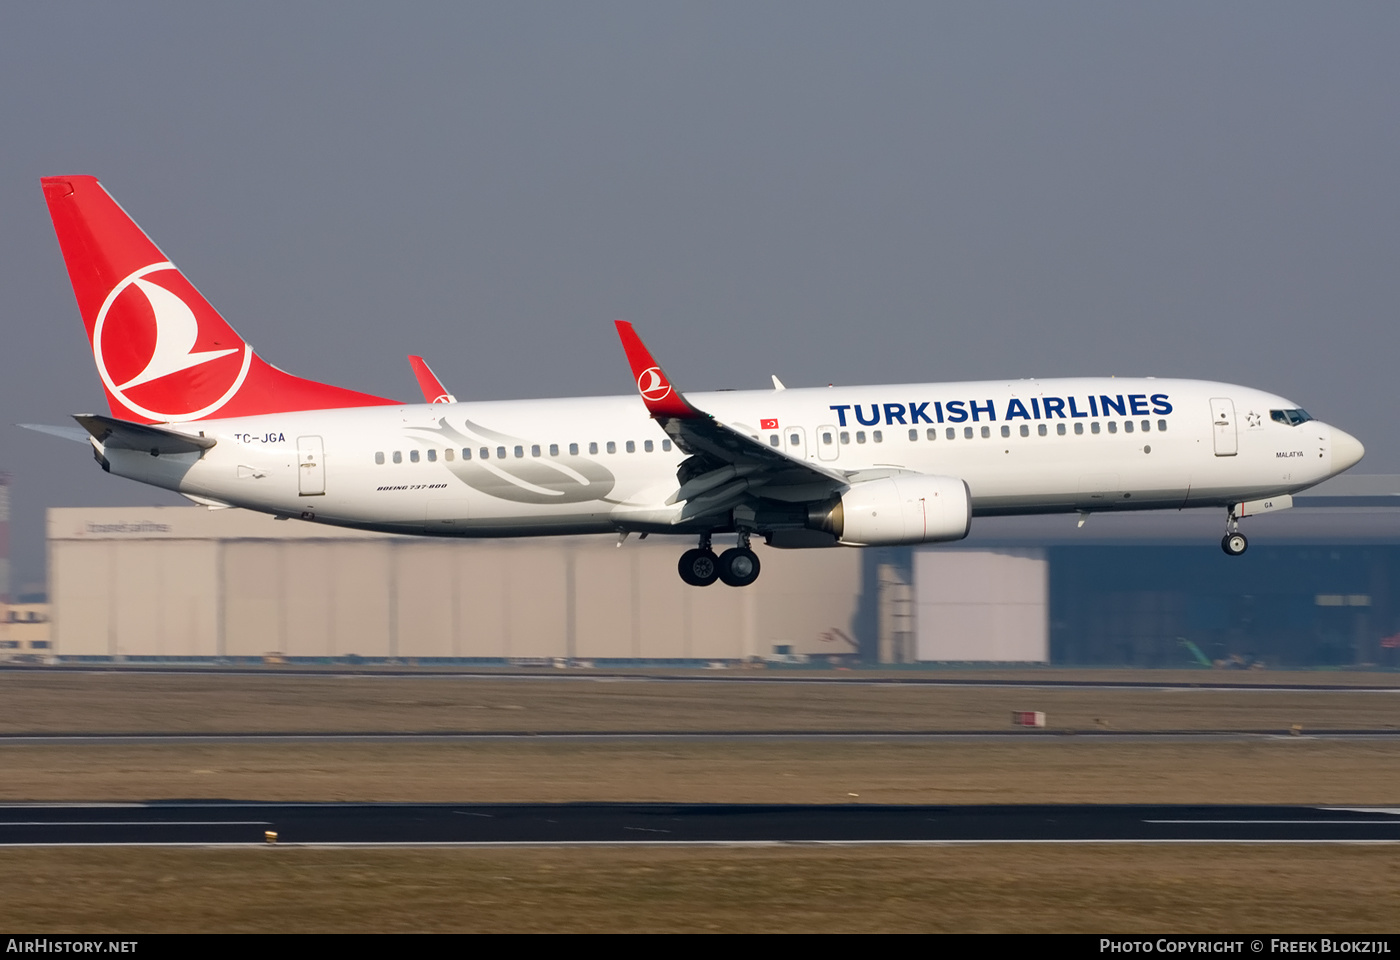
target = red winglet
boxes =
[408,355,455,403]
[613,320,704,419]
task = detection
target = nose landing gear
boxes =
[1221,508,1248,556]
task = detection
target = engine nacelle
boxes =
[808,474,971,546]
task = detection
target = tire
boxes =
[1221,533,1248,556]
[679,548,719,586]
[717,547,761,587]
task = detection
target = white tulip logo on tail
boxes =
[637,366,672,402]
[93,262,252,422]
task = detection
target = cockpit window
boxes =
[1270,408,1313,426]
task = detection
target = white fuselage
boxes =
[100,377,1357,540]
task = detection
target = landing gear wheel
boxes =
[717,547,761,587]
[679,548,720,586]
[1221,533,1248,556]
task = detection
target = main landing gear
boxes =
[1221,508,1248,556]
[678,532,762,587]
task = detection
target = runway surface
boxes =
[2,803,1398,846]
[4,664,1397,692]
[3,730,1400,743]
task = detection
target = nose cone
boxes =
[1331,427,1365,474]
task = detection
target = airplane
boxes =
[32,175,1366,587]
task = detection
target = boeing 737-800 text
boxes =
[34,176,1365,587]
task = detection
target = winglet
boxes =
[613,321,705,419]
[408,355,455,404]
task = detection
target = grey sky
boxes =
[2,3,1397,592]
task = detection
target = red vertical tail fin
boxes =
[42,176,399,423]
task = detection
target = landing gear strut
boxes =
[1221,509,1248,556]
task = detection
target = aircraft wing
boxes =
[613,322,847,514]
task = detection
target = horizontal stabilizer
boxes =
[72,413,216,455]
[19,423,91,444]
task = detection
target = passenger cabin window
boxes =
[1001,426,1010,438]
[550,444,559,456]
[497,446,507,459]
[393,451,402,463]
[410,450,420,462]
[1074,423,1084,435]
[1107,422,1117,434]
[662,439,672,451]
[1037,424,1047,437]
[1141,420,1150,433]
[980,426,990,439]
[873,430,883,443]
[532,444,541,457]
[1091,422,1101,435]
[463,448,472,460]
[909,428,918,441]
[963,427,973,439]
[606,441,616,454]
[589,442,598,455]
[946,427,956,440]
[375,452,384,465]
[444,449,454,461]
[840,431,850,444]
[790,433,800,446]
[927,428,938,440]
[824,432,835,445]
[480,447,489,459]
[427,449,437,462]
[569,443,579,455]
[626,440,635,453]
[1057,423,1066,436]
[856,431,866,444]
[769,434,780,447]
[644,440,654,452]
[1124,421,1134,434]
[1157,420,1168,432]
[1020,425,1029,437]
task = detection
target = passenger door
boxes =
[1210,398,1237,457]
[297,436,325,495]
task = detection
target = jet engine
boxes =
[808,474,971,546]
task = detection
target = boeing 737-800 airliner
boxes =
[34,176,1365,587]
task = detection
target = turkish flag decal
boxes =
[760,418,779,430]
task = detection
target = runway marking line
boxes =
[3,839,1400,849]
[0,821,271,827]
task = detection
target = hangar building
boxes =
[35,474,1400,667]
